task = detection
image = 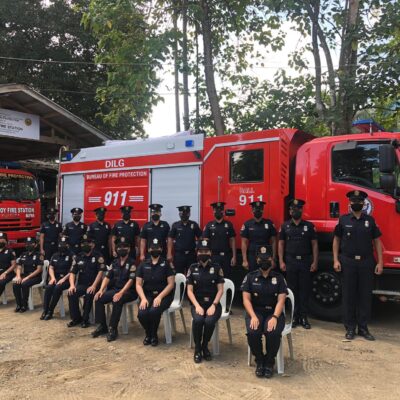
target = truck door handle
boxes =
[330,202,340,218]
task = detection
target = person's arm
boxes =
[5,258,16,275]
[333,236,341,272]
[140,238,147,261]
[94,276,110,300]
[153,275,175,307]
[311,239,319,272]
[22,264,43,282]
[68,260,77,294]
[14,262,22,284]
[278,240,286,271]
[374,238,383,275]
[87,271,103,294]
[230,237,236,266]
[242,291,259,330]
[270,236,277,260]
[136,277,149,310]
[48,266,56,284]
[111,235,117,258]
[187,284,204,315]
[241,238,249,269]
[167,237,174,263]
[206,282,224,316]
[266,293,287,332]
[113,278,134,302]
[39,232,45,255]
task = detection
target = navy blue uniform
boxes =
[111,220,140,258]
[279,219,317,318]
[88,221,111,261]
[241,269,288,367]
[137,258,175,338]
[334,213,381,330]
[169,220,202,274]
[241,218,277,271]
[63,222,87,255]
[140,221,170,257]
[0,247,16,296]
[203,220,236,279]
[40,221,62,260]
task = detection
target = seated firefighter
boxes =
[92,236,138,342]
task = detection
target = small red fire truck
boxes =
[59,128,400,320]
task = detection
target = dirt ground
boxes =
[0,293,399,400]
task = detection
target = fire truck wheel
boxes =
[309,269,342,322]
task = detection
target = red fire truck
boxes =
[59,129,400,320]
[0,166,42,249]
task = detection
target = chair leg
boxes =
[58,294,66,318]
[89,306,95,324]
[39,287,44,302]
[247,345,252,366]
[28,288,34,311]
[121,305,128,334]
[276,340,284,374]
[106,304,111,322]
[211,322,220,356]
[179,308,187,334]
[2,290,7,305]
[226,318,233,345]
[170,311,177,334]
[287,333,294,360]
[128,303,134,322]
[163,311,172,344]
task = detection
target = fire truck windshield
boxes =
[0,174,39,201]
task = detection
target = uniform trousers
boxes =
[43,280,70,314]
[13,275,42,307]
[173,251,196,275]
[68,284,96,322]
[211,252,232,279]
[0,272,15,296]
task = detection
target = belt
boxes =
[343,254,371,261]
[176,250,194,255]
[254,305,273,311]
[287,254,311,260]
[212,251,229,256]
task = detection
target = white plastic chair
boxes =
[247,288,295,374]
[163,273,187,344]
[28,260,49,310]
[2,284,9,305]
[107,297,138,334]
[56,289,68,318]
[189,278,235,356]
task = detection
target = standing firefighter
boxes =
[167,205,202,275]
[39,208,62,260]
[278,199,318,329]
[63,207,87,255]
[0,232,16,298]
[333,190,383,341]
[87,207,111,262]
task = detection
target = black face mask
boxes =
[214,211,223,220]
[351,203,363,212]
[253,210,263,219]
[180,213,190,222]
[0,242,6,249]
[58,245,68,254]
[97,214,105,222]
[259,260,272,271]
[48,215,56,222]
[151,214,160,222]
[150,249,162,258]
[197,254,211,264]
[73,216,81,222]
[291,210,302,220]
[26,244,36,252]
[81,244,91,253]
[122,212,131,220]
[117,248,129,257]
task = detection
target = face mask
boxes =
[151,214,160,222]
[73,216,81,222]
[97,214,105,222]
[291,210,302,220]
[150,250,161,258]
[197,254,211,264]
[259,260,272,271]
[122,212,130,220]
[117,248,129,257]
[81,244,91,253]
[180,213,190,222]
[48,215,56,221]
[214,211,223,220]
[0,242,6,249]
[351,203,363,212]
[58,245,68,254]
[26,244,36,252]
[253,210,263,219]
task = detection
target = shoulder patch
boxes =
[130,265,136,272]
[219,268,224,277]
[98,257,105,264]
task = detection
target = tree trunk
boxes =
[172,0,181,132]
[199,0,225,135]
[182,0,190,130]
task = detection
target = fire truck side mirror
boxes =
[225,209,236,217]
[38,179,45,194]
[379,144,396,174]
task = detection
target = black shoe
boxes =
[143,336,152,346]
[358,328,375,341]
[194,351,202,363]
[107,327,118,342]
[300,317,311,329]
[15,306,21,313]
[291,317,299,328]
[151,336,159,347]
[67,319,82,328]
[255,362,264,378]
[202,347,212,361]
[264,367,274,379]
[19,306,27,313]
[40,312,47,320]
[92,324,108,338]
[44,313,53,321]
[345,329,355,340]
[81,320,90,328]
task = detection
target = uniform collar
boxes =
[254,268,278,279]
[290,219,304,226]
[350,212,366,220]
[253,218,264,224]
[214,219,226,224]
[122,219,131,224]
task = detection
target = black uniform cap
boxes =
[81,234,93,244]
[250,201,266,208]
[256,245,272,260]
[149,238,162,249]
[289,199,305,208]
[120,205,133,212]
[71,207,83,215]
[47,208,58,214]
[196,239,211,251]
[177,205,191,212]
[26,236,37,244]
[346,190,368,201]
[0,232,8,241]
[94,207,107,213]
[210,201,226,209]
[149,203,163,211]
[115,236,130,246]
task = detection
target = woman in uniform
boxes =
[136,238,175,346]
[187,239,224,363]
[241,246,288,378]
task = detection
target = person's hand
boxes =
[48,278,56,285]
[113,291,123,302]
[56,278,67,286]
[21,277,28,284]
[40,249,45,256]
[13,276,22,284]
[167,254,173,263]
[86,285,96,294]
[310,262,318,272]
[112,251,117,258]
[280,261,286,272]
[206,304,216,316]
[333,260,341,272]
[94,290,104,301]
[250,316,260,330]
[153,296,162,307]
[231,256,236,267]
[267,317,277,332]
[375,263,383,275]
[139,298,149,310]
[0,272,7,280]
[195,305,204,315]
[140,255,145,262]
[242,259,249,270]
[68,285,76,295]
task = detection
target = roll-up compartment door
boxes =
[61,174,84,224]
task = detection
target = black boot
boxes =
[358,327,375,341]
[202,346,212,361]
[92,324,108,338]
[291,316,299,328]
[67,318,82,328]
[345,329,355,340]
[300,317,311,329]
[15,305,21,313]
[143,336,152,345]
[151,334,159,347]
[264,366,274,379]
[40,311,47,320]
[194,350,202,363]
[19,305,27,313]
[255,361,264,378]
[44,312,54,321]
[107,327,118,342]
[81,320,91,328]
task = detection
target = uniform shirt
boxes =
[186,261,224,302]
[63,221,87,250]
[140,221,170,250]
[240,218,277,252]
[0,247,16,274]
[169,220,202,252]
[105,256,136,291]
[70,250,106,286]
[88,221,111,252]
[241,269,288,311]
[203,220,236,253]
[279,219,317,256]
[16,251,44,276]
[40,221,62,245]
[49,251,73,279]
[334,213,382,257]
[136,258,175,295]
[111,220,140,245]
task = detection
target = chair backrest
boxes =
[174,273,186,305]
[41,260,49,284]
[220,278,235,317]
[285,288,295,328]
